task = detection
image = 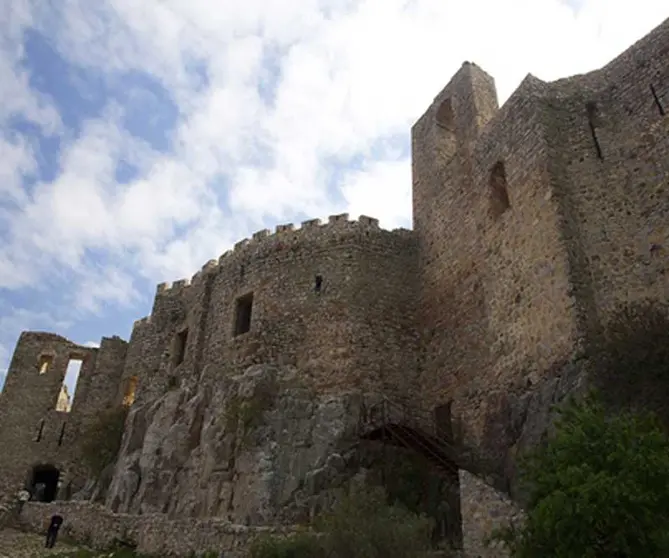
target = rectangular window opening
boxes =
[57,423,66,446]
[123,376,139,407]
[234,293,254,336]
[173,329,188,367]
[38,355,53,375]
[56,358,83,413]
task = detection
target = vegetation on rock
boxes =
[79,407,128,477]
[225,392,274,448]
[250,485,434,558]
[490,391,669,557]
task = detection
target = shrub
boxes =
[250,485,433,558]
[250,531,324,558]
[490,391,669,557]
[318,486,433,558]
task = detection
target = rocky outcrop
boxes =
[106,364,391,524]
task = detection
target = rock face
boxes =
[107,364,397,524]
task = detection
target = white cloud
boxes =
[0,0,667,316]
[341,158,412,230]
[71,266,141,314]
[0,134,36,204]
[0,3,61,134]
[0,307,74,379]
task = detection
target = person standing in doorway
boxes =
[45,513,64,548]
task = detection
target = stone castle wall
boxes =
[411,17,669,490]
[17,501,295,557]
[124,214,420,408]
[547,23,669,331]
[0,15,667,558]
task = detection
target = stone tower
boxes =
[411,20,669,490]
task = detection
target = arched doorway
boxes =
[29,464,60,503]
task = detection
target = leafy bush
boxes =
[490,391,669,557]
[79,407,128,476]
[250,485,434,558]
[250,531,324,558]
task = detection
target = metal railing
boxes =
[361,395,505,495]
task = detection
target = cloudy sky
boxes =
[0,0,667,397]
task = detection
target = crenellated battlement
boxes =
[154,214,414,295]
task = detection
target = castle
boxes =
[0,17,667,556]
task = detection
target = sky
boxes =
[0,0,667,399]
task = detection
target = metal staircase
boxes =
[362,396,461,477]
[360,396,499,490]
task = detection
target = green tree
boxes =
[493,392,669,557]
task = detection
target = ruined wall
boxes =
[122,214,420,407]
[67,336,129,487]
[0,333,97,497]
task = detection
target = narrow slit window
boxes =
[38,355,53,375]
[234,293,254,336]
[489,161,511,218]
[650,84,666,116]
[123,376,139,407]
[173,329,188,367]
[315,275,323,293]
[57,423,66,446]
[586,101,603,159]
[56,358,82,413]
[35,420,45,442]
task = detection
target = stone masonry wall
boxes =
[0,332,99,499]
[412,65,580,487]
[0,15,668,550]
[410,18,669,490]
[547,24,669,332]
[459,469,524,558]
[17,501,295,557]
[123,214,421,410]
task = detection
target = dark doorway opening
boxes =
[29,464,60,503]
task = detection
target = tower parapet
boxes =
[153,214,410,296]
